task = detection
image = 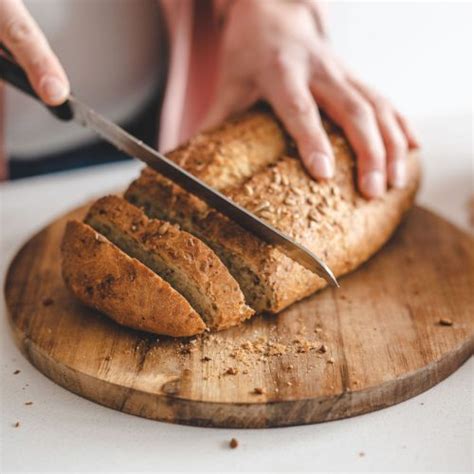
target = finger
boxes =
[262,64,334,180]
[395,112,420,150]
[376,108,407,188]
[347,74,420,152]
[200,80,258,132]
[311,76,386,198]
[348,81,408,188]
[0,0,69,105]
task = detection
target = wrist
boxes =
[216,0,327,37]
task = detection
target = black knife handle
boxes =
[0,53,73,121]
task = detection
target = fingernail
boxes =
[361,170,385,198]
[389,161,406,188]
[308,152,334,179]
[40,76,69,104]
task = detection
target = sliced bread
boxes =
[61,220,206,337]
[84,195,254,330]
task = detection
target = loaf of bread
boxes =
[62,108,420,334]
[61,220,206,337]
[126,110,420,313]
[84,196,254,330]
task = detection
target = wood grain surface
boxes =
[4,205,473,428]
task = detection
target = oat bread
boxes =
[61,220,206,337]
[125,111,420,313]
[85,195,253,330]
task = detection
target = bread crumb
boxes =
[229,438,239,449]
[42,298,54,307]
[319,344,328,353]
[178,343,195,355]
[286,381,292,386]
[201,356,211,362]
[13,370,20,375]
[252,387,264,395]
[327,357,335,364]
[438,318,453,326]
[225,367,238,375]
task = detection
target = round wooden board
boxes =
[4,205,473,428]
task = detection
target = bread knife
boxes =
[0,51,338,287]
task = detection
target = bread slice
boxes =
[125,111,420,313]
[61,220,206,337]
[85,195,254,330]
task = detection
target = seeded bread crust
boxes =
[85,196,254,330]
[125,111,420,313]
[61,220,206,337]
[167,109,287,190]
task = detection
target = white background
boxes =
[1,2,473,473]
[329,1,472,119]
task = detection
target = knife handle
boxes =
[0,50,73,121]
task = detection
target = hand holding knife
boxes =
[0,45,338,287]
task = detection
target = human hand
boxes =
[0,0,69,105]
[203,0,419,198]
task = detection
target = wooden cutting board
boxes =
[4,205,473,428]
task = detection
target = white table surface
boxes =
[1,113,472,473]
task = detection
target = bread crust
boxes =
[126,111,420,313]
[167,109,287,190]
[61,220,206,337]
[85,196,254,330]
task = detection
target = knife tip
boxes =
[328,273,340,288]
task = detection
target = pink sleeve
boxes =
[158,0,231,152]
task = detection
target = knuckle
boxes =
[313,56,341,82]
[359,139,386,169]
[397,113,409,129]
[387,132,408,156]
[287,95,312,117]
[344,98,374,123]
[270,49,292,73]
[27,53,51,77]
[366,147,386,169]
[360,157,384,174]
[373,96,392,115]
[5,19,33,44]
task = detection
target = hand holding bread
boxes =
[201,0,419,199]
